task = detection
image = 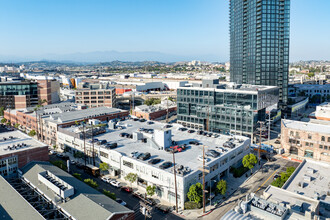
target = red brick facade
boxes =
[0,146,49,168]
[132,106,176,120]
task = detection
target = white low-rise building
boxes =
[57,119,251,208]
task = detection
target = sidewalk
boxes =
[180,163,263,219]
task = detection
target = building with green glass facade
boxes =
[0,81,38,109]
[177,79,279,139]
[230,0,290,108]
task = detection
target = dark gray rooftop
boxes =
[20,161,133,220]
[0,175,44,220]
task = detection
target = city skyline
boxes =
[0,0,330,62]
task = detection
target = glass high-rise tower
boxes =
[230,0,290,107]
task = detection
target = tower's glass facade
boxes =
[230,0,290,107]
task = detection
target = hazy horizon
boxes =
[1,0,330,62]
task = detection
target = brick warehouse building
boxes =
[0,130,48,178]
[4,105,129,146]
[281,119,330,163]
[132,101,177,120]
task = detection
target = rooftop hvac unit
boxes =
[304,175,312,182]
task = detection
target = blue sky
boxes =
[0,0,329,62]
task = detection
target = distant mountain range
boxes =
[0,50,222,63]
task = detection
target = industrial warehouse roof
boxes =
[48,107,126,124]
[283,160,330,202]
[20,162,133,220]
[62,118,250,175]
[282,119,330,135]
[0,130,47,156]
[0,175,44,220]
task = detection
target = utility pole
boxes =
[166,97,169,123]
[91,125,95,166]
[202,145,206,213]
[83,122,86,166]
[172,152,178,213]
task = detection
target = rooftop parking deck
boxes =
[66,118,250,174]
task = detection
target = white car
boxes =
[70,160,76,165]
[110,180,121,188]
[101,176,112,183]
[49,150,56,155]
[197,155,210,162]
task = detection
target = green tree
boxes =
[103,189,116,200]
[146,185,156,197]
[216,180,227,196]
[307,72,315,78]
[124,173,138,187]
[84,178,98,188]
[242,153,258,174]
[1,118,7,124]
[74,151,84,159]
[14,123,20,129]
[0,106,4,116]
[28,130,37,137]
[187,182,203,204]
[99,162,110,173]
[53,145,57,150]
[73,173,82,181]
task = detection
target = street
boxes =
[203,156,300,220]
[50,155,183,220]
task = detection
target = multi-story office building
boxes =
[230,0,290,107]
[57,118,251,208]
[281,119,330,163]
[37,79,60,104]
[177,79,279,139]
[75,82,116,108]
[0,81,38,109]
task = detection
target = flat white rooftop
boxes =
[65,119,250,174]
[284,160,330,203]
[282,119,330,135]
[0,130,47,156]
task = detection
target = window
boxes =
[100,151,108,158]
[305,142,309,146]
[308,134,312,139]
[123,160,133,169]
[328,137,330,142]
[325,146,328,150]
[290,131,294,136]
[321,136,325,142]
[320,145,323,149]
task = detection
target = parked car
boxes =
[148,158,161,164]
[156,204,171,213]
[101,176,112,183]
[197,130,204,135]
[119,132,129,137]
[139,118,146,122]
[189,141,199,145]
[188,129,195,133]
[133,118,139,121]
[116,198,127,206]
[170,145,183,152]
[70,160,76,165]
[76,162,84,169]
[130,151,139,158]
[139,152,151,160]
[206,150,220,158]
[275,139,281,144]
[197,155,210,162]
[147,121,154,125]
[121,186,133,193]
[159,161,172,169]
[110,180,121,188]
[164,124,172,128]
[105,143,117,149]
[49,150,56,155]
[178,127,187,131]
[56,153,64,158]
[97,140,107,145]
